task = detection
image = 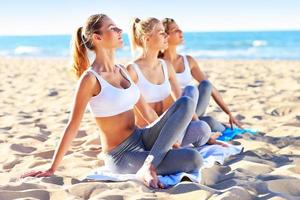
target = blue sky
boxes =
[1,0,300,35]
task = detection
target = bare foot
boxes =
[172,142,181,149]
[136,162,163,189]
[207,132,229,147]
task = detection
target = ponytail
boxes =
[129,17,141,55]
[71,27,89,79]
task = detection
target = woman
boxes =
[127,17,224,147]
[21,14,204,189]
[160,18,243,132]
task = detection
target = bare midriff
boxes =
[95,110,137,153]
[149,95,174,116]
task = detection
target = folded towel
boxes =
[84,143,243,187]
[218,127,257,141]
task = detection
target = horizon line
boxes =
[1,29,300,37]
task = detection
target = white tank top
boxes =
[130,59,171,103]
[175,55,193,88]
[87,65,140,117]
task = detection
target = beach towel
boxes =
[84,143,243,188]
[218,127,257,141]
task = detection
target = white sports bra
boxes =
[130,59,171,103]
[87,65,140,117]
[175,55,193,88]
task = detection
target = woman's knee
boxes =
[201,116,216,126]
[188,120,211,146]
[182,85,199,105]
[200,116,226,132]
[183,85,199,97]
[198,80,213,93]
[198,120,212,140]
[178,96,195,115]
[186,148,203,170]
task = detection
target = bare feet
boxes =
[136,160,164,189]
[207,132,229,147]
[172,142,181,149]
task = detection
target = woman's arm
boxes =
[134,95,159,125]
[22,73,96,177]
[165,60,182,99]
[165,60,198,120]
[188,56,242,128]
[126,64,159,125]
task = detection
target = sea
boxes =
[0,31,300,60]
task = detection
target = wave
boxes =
[185,48,258,59]
[14,46,41,55]
[252,40,267,47]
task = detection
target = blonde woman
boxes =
[160,18,243,132]
[127,17,225,147]
[21,14,204,189]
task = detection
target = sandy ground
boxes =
[0,57,299,200]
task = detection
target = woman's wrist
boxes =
[49,165,56,173]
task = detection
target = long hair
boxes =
[71,14,107,78]
[128,17,160,56]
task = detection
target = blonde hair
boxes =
[129,17,160,54]
[71,14,108,78]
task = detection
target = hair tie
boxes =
[135,18,141,23]
[81,31,88,49]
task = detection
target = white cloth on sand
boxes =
[83,143,243,187]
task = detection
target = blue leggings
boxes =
[178,85,212,147]
[196,80,226,132]
[104,86,203,175]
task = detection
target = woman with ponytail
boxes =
[21,14,204,189]
[160,18,243,132]
[127,17,226,148]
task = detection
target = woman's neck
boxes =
[163,45,178,62]
[140,48,160,68]
[92,48,116,72]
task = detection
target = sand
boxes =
[0,57,299,200]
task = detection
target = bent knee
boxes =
[184,85,199,95]
[199,80,213,92]
[178,96,195,114]
[183,85,199,102]
[187,149,203,170]
[201,116,215,126]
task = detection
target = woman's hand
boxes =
[21,168,54,178]
[229,114,243,129]
[136,155,164,189]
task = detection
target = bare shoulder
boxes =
[161,59,174,72]
[161,59,176,79]
[76,71,98,94]
[186,54,196,62]
[125,63,138,82]
[79,71,97,84]
[186,55,198,68]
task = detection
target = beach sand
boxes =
[0,57,299,199]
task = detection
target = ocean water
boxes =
[0,31,300,60]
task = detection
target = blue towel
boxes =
[218,127,257,141]
[84,144,243,188]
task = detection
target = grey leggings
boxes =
[178,85,212,147]
[104,86,203,175]
[195,80,226,132]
